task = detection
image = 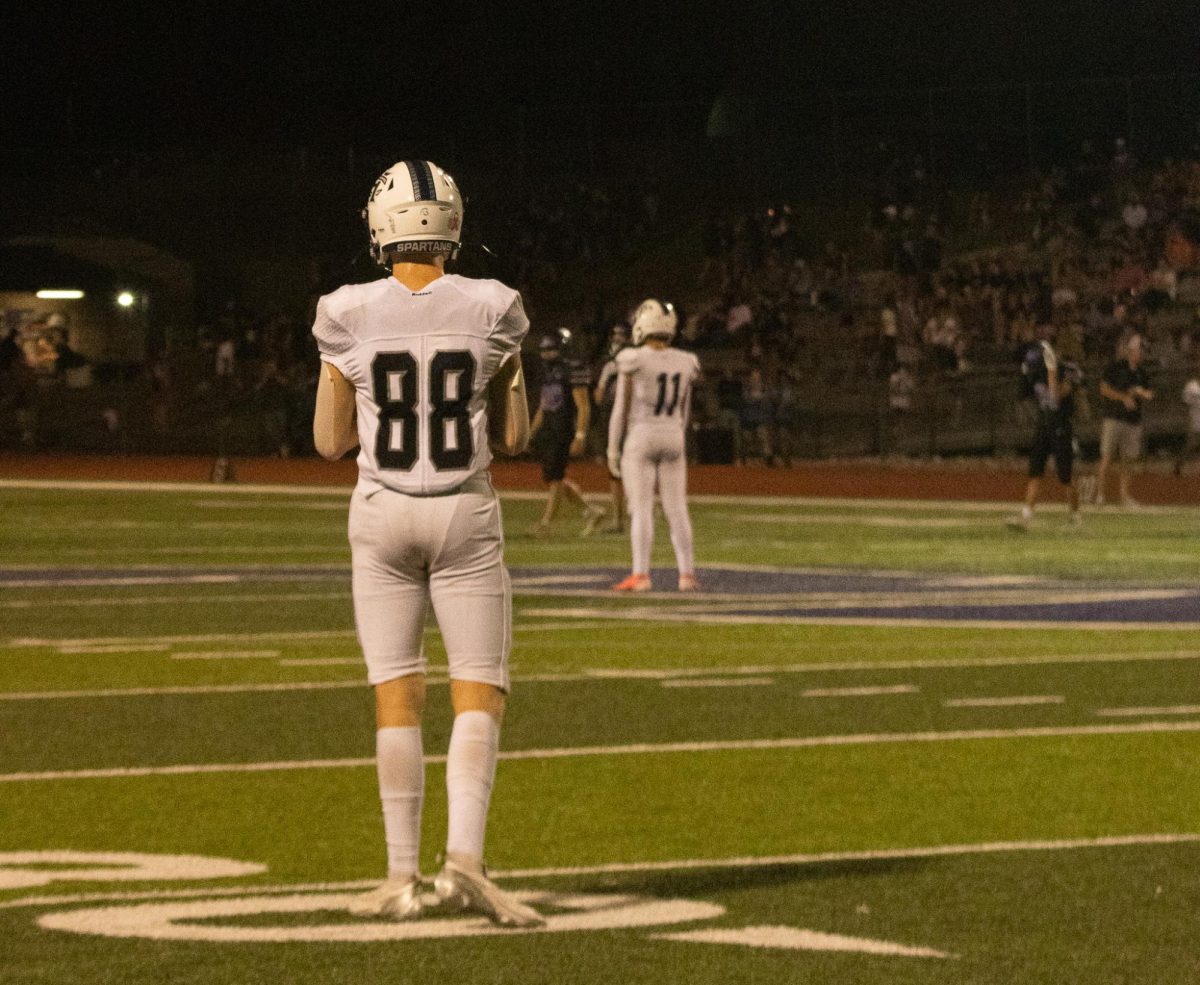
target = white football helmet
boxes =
[363,160,463,266]
[631,298,677,345]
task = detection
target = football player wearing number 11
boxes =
[312,160,543,928]
[607,299,701,592]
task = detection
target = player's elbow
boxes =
[314,435,349,461]
[492,416,530,457]
[313,424,357,461]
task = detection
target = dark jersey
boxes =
[1101,359,1151,424]
[1023,345,1081,425]
[540,357,590,423]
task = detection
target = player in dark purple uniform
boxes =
[528,328,605,536]
[1007,332,1083,530]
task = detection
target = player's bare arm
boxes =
[570,384,590,456]
[312,361,358,460]
[1099,380,1137,410]
[487,354,530,455]
[606,371,632,477]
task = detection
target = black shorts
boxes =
[1028,419,1075,484]
[538,420,574,483]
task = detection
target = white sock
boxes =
[445,710,501,864]
[1022,506,1033,521]
[376,726,424,880]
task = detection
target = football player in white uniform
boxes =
[312,160,542,928]
[606,299,701,592]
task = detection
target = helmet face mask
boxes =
[364,160,464,267]
[631,299,677,345]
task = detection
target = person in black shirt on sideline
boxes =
[1095,334,1154,508]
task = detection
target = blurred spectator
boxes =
[1175,358,1200,476]
[765,369,799,467]
[215,336,236,377]
[888,364,916,413]
[737,366,771,465]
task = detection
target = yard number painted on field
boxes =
[15,850,952,958]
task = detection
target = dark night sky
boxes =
[3,2,1199,147]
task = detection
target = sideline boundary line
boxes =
[5,720,1200,782]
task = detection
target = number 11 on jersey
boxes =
[654,372,681,416]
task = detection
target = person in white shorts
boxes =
[312,159,542,928]
[1174,357,1200,477]
[1095,333,1154,508]
[606,298,701,592]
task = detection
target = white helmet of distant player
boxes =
[631,298,677,345]
[363,160,464,266]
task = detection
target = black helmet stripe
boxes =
[405,160,437,202]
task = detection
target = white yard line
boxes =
[944,696,1065,708]
[0,592,350,609]
[59,546,346,557]
[0,681,364,701]
[276,658,361,667]
[3,832,1196,912]
[5,720,1200,783]
[1095,705,1200,718]
[58,644,171,655]
[5,648,1200,700]
[171,651,280,661]
[802,685,919,698]
[631,589,1198,610]
[726,513,974,529]
[660,677,774,689]
[10,630,356,648]
[6,476,1197,515]
[0,575,246,589]
[196,500,347,511]
[519,607,1200,632]
[574,650,1200,678]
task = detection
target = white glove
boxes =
[607,451,622,478]
[1040,340,1057,373]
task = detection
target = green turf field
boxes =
[1,480,1198,984]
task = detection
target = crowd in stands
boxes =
[660,137,1200,463]
[492,178,662,294]
[5,139,1200,464]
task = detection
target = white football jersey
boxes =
[313,274,528,495]
[614,345,701,432]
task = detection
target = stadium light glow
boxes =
[36,289,84,300]
[117,292,135,308]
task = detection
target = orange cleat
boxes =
[613,573,652,592]
[678,573,699,592]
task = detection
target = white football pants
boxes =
[348,472,511,690]
[620,425,694,576]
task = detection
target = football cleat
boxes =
[1004,515,1029,532]
[613,573,652,592]
[580,505,607,537]
[433,859,545,929]
[347,876,428,920]
[678,573,699,592]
